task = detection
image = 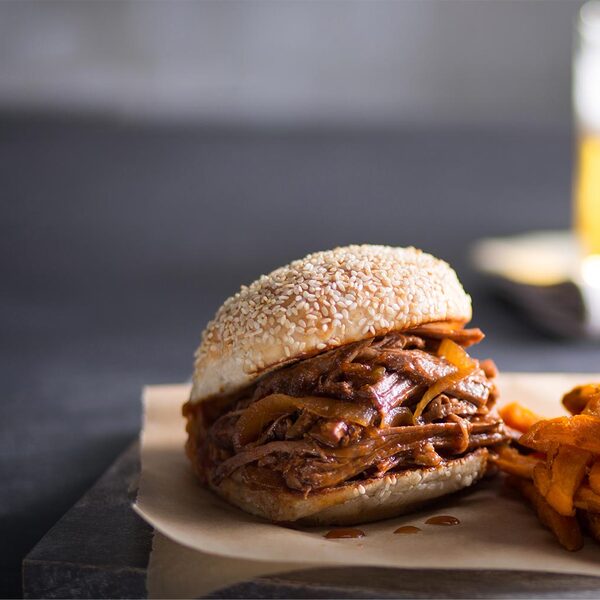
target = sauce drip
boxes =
[394,525,421,534]
[425,515,460,526]
[324,528,365,539]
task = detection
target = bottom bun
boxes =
[211,448,488,526]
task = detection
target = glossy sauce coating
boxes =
[394,525,421,534]
[425,515,460,526]
[324,528,366,539]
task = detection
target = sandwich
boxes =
[183,245,507,525]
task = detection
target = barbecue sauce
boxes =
[425,515,460,526]
[324,528,365,539]
[394,525,421,534]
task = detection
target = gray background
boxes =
[0,0,585,128]
[2,1,600,598]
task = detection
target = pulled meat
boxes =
[186,324,506,494]
[309,420,349,447]
[252,332,493,413]
[215,419,504,491]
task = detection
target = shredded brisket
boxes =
[190,325,506,494]
[253,332,492,413]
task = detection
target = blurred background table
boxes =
[3,0,600,597]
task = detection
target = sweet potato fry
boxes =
[546,443,559,464]
[499,402,543,433]
[491,445,540,479]
[589,460,600,496]
[563,384,600,415]
[574,485,600,513]
[582,396,600,418]
[533,462,551,497]
[581,511,600,543]
[520,415,600,454]
[544,446,592,516]
[509,477,583,551]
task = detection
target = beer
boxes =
[574,2,600,260]
[574,134,600,256]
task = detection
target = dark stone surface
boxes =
[3,116,600,597]
[213,570,600,599]
[22,443,150,599]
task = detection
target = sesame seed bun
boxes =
[190,245,471,403]
[212,448,488,526]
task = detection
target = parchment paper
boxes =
[147,532,303,598]
[135,374,600,597]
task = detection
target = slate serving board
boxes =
[23,443,600,599]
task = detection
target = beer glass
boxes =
[574,2,600,266]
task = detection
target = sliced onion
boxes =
[438,337,477,370]
[405,321,484,347]
[233,394,377,447]
[408,321,465,333]
[412,339,476,423]
[380,406,413,428]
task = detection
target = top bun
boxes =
[190,245,471,403]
